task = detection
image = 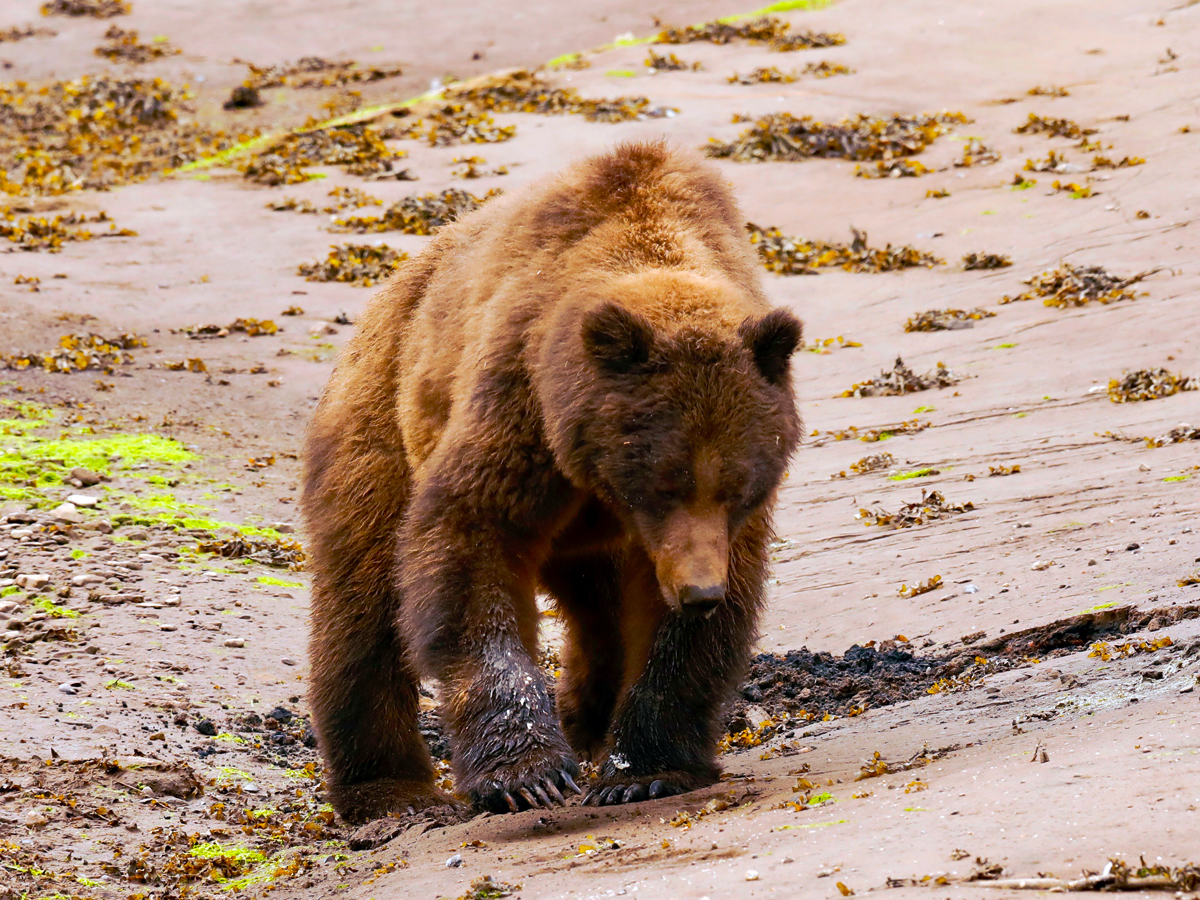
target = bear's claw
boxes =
[583,778,685,806]
[478,767,582,813]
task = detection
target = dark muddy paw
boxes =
[583,777,690,806]
[468,760,583,814]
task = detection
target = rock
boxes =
[223,638,246,648]
[66,494,100,508]
[1087,559,1099,566]
[24,808,50,828]
[1138,463,1152,473]
[159,623,178,632]
[745,870,760,882]
[70,468,103,486]
[52,502,83,524]
[125,530,149,541]
[1146,616,1166,632]
[964,583,978,594]
[281,657,298,666]
[309,321,338,337]
[71,574,104,587]
[58,683,78,695]
[269,706,294,724]
[1031,559,1053,571]
[272,522,296,534]
[445,853,463,868]
[194,719,217,736]
[1126,542,1140,551]
[15,573,50,590]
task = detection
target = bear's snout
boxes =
[678,583,725,617]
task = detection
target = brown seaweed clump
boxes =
[858,490,974,528]
[241,123,409,184]
[0,75,250,196]
[962,252,1011,270]
[1100,423,1200,448]
[331,187,500,236]
[1014,113,1096,139]
[855,159,931,179]
[954,139,1000,167]
[197,534,306,570]
[704,111,968,162]
[842,357,959,398]
[832,452,895,478]
[905,308,996,332]
[1,25,57,42]
[748,224,941,275]
[1107,369,1197,404]
[444,69,674,123]
[1,333,145,373]
[728,67,797,84]
[41,0,128,17]
[0,209,136,251]
[391,102,516,147]
[645,51,701,72]
[268,186,382,214]
[1000,263,1149,307]
[94,26,178,63]
[241,57,403,91]
[654,16,844,51]
[297,243,408,287]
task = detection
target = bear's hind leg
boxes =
[540,553,625,760]
[309,553,453,824]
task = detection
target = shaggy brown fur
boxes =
[302,140,802,823]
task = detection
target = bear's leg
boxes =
[309,540,453,824]
[584,515,771,806]
[400,471,584,813]
[540,553,625,760]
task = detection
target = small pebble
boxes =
[1087,559,1098,566]
[66,494,100,508]
[1138,463,1151,472]
[1031,559,1053,571]
[1126,542,1140,551]
[445,853,463,868]
[194,719,217,736]
[24,808,49,828]
[159,624,178,632]
[964,583,978,594]
[224,638,246,648]
[281,657,298,666]
[745,869,760,882]
[58,683,77,695]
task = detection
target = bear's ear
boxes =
[739,308,802,386]
[582,302,655,374]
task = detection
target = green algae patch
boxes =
[256,576,304,588]
[776,818,847,830]
[889,468,938,481]
[104,679,134,690]
[0,585,19,597]
[1081,601,1117,613]
[189,842,266,865]
[32,597,79,618]
[18,433,196,473]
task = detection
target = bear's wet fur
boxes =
[302,140,802,823]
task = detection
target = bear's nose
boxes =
[678,583,725,616]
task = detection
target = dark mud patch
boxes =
[730,602,1200,726]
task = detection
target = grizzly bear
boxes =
[302,140,802,824]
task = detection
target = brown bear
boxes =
[302,140,802,824]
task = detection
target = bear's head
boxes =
[573,297,802,617]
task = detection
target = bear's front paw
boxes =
[582,767,718,806]
[466,754,583,813]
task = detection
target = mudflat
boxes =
[1,0,1197,898]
